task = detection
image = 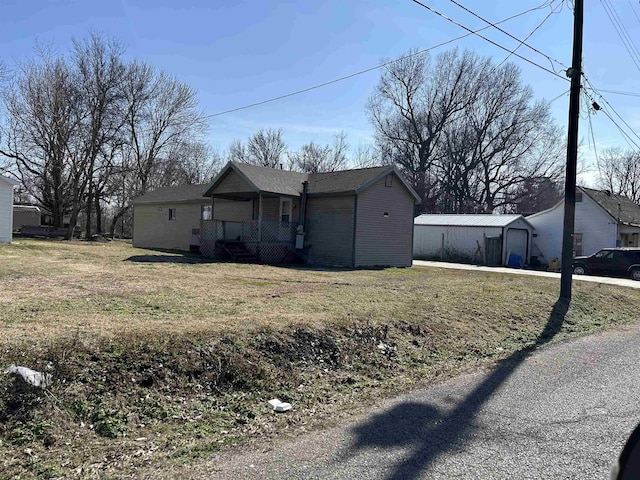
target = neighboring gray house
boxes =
[413,214,535,266]
[199,161,421,267]
[527,186,640,264]
[0,175,20,244]
[12,205,41,231]
[132,183,212,252]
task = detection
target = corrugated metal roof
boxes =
[414,214,526,227]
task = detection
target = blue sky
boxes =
[2,0,640,186]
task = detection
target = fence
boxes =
[200,219,298,263]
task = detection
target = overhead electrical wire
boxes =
[582,75,640,150]
[628,0,640,27]
[409,0,569,81]
[446,0,567,72]
[599,0,640,73]
[205,1,558,119]
[495,8,557,68]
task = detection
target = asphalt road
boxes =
[413,259,640,289]
[179,324,640,480]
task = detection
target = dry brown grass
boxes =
[1,239,639,478]
[0,238,638,345]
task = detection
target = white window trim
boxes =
[279,197,293,222]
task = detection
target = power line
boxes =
[496,8,558,68]
[599,0,640,73]
[583,76,640,149]
[409,0,569,81]
[204,1,556,119]
[598,88,640,97]
[447,0,567,72]
[584,75,640,146]
[628,0,640,27]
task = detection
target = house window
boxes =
[576,191,583,202]
[385,173,393,187]
[573,232,583,256]
[168,208,176,221]
[280,198,292,223]
[201,204,212,220]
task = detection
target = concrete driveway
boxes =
[413,260,640,289]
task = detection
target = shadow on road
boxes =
[342,298,569,480]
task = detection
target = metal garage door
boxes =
[506,228,528,261]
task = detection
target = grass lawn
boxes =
[0,239,639,478]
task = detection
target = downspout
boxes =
[351,195,358,268]
[300,181,308,229]
[258,193,263,261]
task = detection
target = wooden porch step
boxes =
[217,241,259,263]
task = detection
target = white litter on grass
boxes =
[267,398,292,413]
[5,365,51,388]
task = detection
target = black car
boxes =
[572,248,640,281]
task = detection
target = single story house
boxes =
[527,186,640,264]
[132,183,212,252]
[12,205,41,231]
[199,161,421,267]
[0,175,20,244]
[413,214,535,266]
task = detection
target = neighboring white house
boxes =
[413,214,535,266]
[0,175,20,244]
[527,186,640,264]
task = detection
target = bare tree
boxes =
[227,128,287,168]
[368,47,563,213]
[70,33,127,239]
[288,132,349,173]
[596,147,640,203]
[0,49,79,228]
[367,48,481,207]
[108,61,208,237]
[352,142,383,169]
[438,61,564,212]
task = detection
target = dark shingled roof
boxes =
[132,183,209,205]
[232,162,308,196]
[203,161,420,200]
[582,187,640,226]
[306,166,391,194]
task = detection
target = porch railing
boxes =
[199,219,298,261]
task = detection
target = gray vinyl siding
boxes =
[354,175,414,267]
[214,170,254,195]
[261,197,280,220]
[213,198,253,221]
[13,208,40,230]
[0,182,14,243]
[305,195,355,267]
[133,201,207,251]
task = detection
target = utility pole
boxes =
[560,0,584,300]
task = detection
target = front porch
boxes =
[200,219,300,263]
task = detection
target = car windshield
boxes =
[595,250,613,258]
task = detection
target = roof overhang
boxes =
[0,174,20,187]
